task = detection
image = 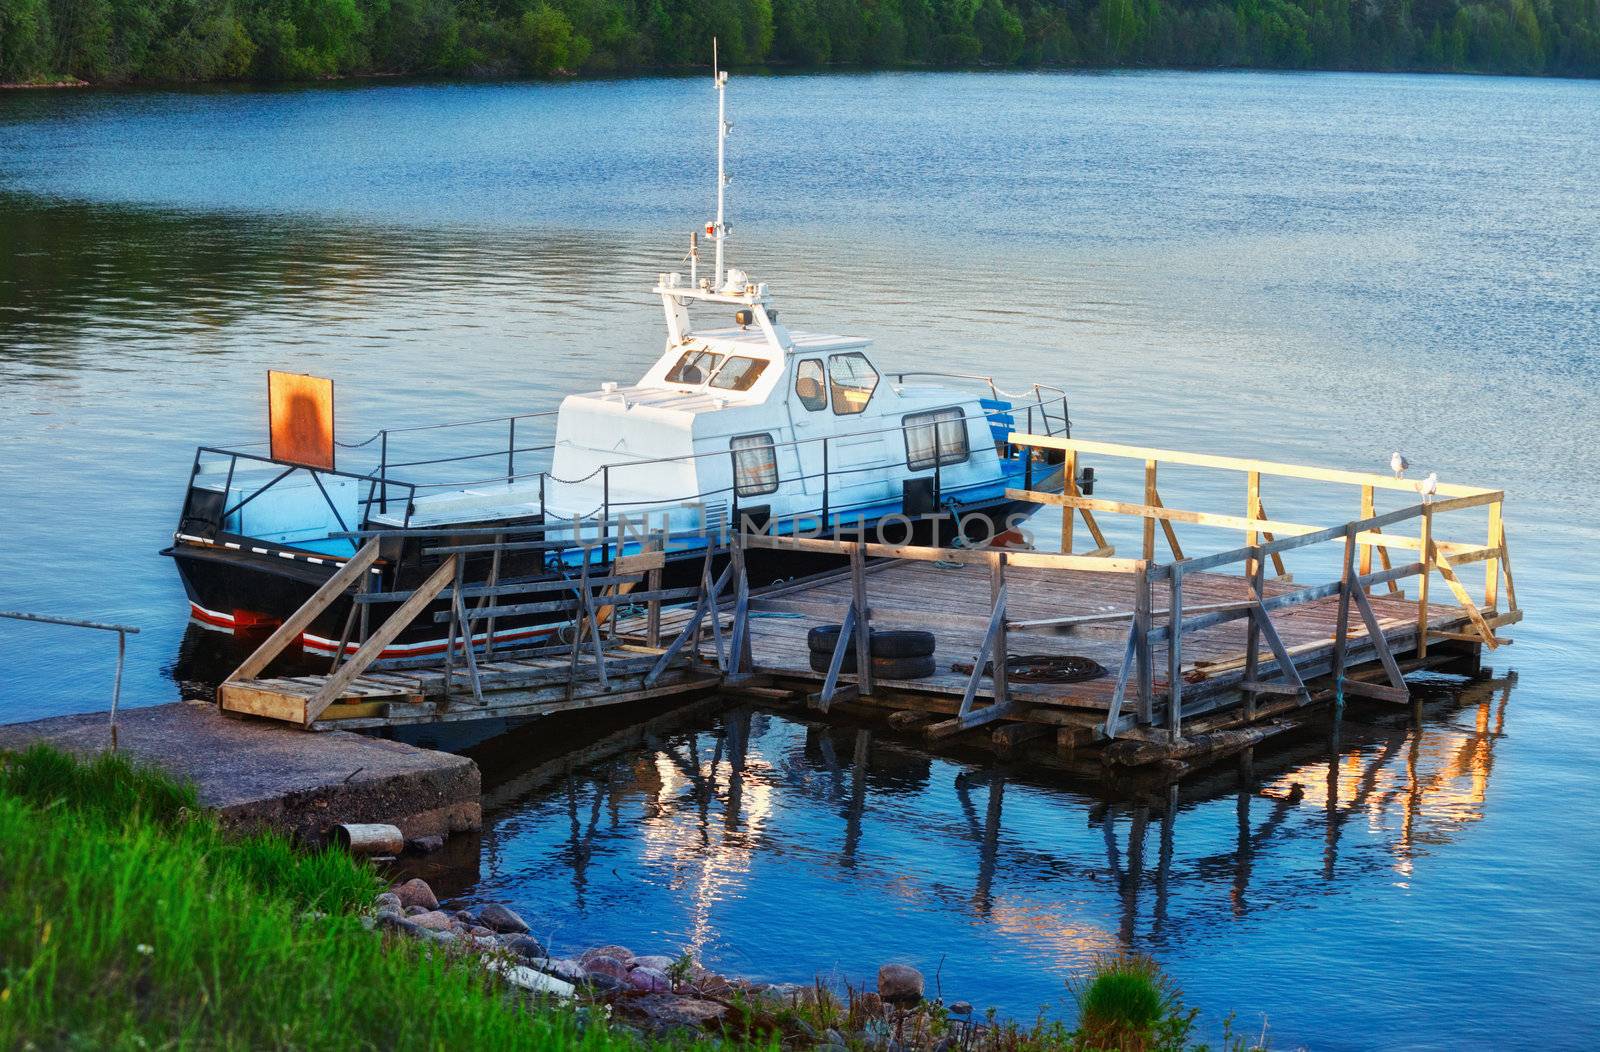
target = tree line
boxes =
[2,0,1596,85]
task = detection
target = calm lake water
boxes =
[2,71,1598,1048]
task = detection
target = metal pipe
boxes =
[1,613,139,751]
[379,430,388,515]
[821,438,830,532]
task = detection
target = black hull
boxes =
[164,499,1039,660]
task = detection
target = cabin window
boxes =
[666,347,724,384]
[709,356,769,392]
[794,359,828,411]
[904,407,970,471]
[731,433,779,496]
[827,353,878,416]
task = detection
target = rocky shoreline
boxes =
[373,876,993,1048]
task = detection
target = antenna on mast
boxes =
[713,38,729,291]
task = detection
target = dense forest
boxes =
[1,0,1596,84]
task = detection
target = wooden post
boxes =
[1417,505,1433,658]
[1167,564,1183,743]
[852,542,872,697]
[1243,544,1264,720]
[991,552,1009,708]
[1485,500,1502,612]
[442,558,463,700]
[1060,449,1077,554]
[646,529,664,649]
[1142,459,1157,562]
[1330,524,1356,717]
[1134,564,1153,725]
[1245,471,1260,580]
[1359,485,1374,581]
[483,532,504,658]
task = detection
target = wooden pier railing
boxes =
[1006,433,1520,740]
[735,434,1519,745]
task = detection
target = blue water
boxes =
[2,71,1598,1048]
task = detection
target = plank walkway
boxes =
[677,558,1474,724]
[224,648,718,730]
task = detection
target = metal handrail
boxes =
[1,612,139,751]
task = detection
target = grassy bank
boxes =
[0,745,1249,1050]
[0,745,623,1049]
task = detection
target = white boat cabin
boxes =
[540,268,1011,541]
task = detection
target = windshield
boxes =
[709,356,769,392]
[665,348,724,384]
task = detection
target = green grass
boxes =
[0,745,650,1050]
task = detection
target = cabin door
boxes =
[788,357,830,498]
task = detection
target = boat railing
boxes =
[184,391,1070,558]
[179,445,422,540]
[366,409,562,511]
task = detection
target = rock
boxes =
[528,957,586,984]
[632,995,728,1030]
[374,892,403,913]
[500,933,549,961]
[629,954,678,972]
[468,925,495,939]
[628,966,672,993]
[580,944,634,966]
[791,1018,816,1040]
[376,912,419,936]
[581,972,630,996]
[950,1001,973,1016]
[757,982,803,1003]
[476,903,530,935]
[392,878,438,911]
[358,915,377,931]
[930,1038,953,1052]
[877,964,924,1005]
[408,910,456,932]
[408,834,445,854]
[454,910,476,923]
[404,905,429,917]
[825,1029,846,1046]
[693,974,733,996]
[492,961,576,999]
[583,955,631,982]
[858,992,883,1015]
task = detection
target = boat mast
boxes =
[713,39,728,290]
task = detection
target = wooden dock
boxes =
[645,434,1521,768]
[215,432,1520,779]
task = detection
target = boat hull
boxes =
[165,497,1045,662]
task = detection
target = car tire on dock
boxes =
[806,625,936,659]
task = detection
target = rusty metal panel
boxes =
[267,370,335,470]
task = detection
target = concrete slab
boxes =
[0,701,480,845]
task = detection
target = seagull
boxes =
[1390,451,1409,479]
[1418,472,1438,502]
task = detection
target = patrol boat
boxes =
[164,65,1071,659]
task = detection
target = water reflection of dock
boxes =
[469,669,1514,964]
